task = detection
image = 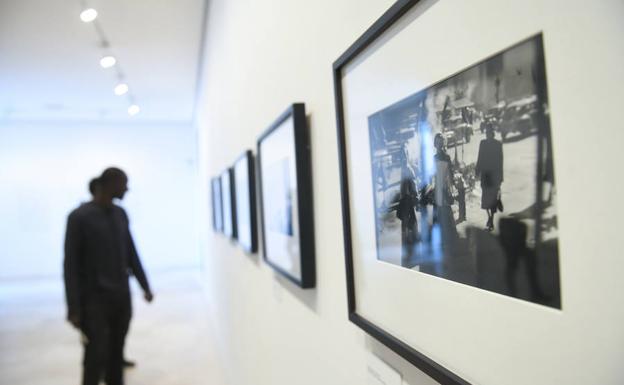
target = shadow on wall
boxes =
[366,336,441,385]
[274,274,318,313]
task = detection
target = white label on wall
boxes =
[367,354,402,385]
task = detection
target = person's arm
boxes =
[64,212,82,328]
[122,211,152,301]
[128,232,151,296]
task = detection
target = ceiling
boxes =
[0,0,206,123]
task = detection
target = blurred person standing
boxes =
[88,176,139,369]
[64,167,154,385]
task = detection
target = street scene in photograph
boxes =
[368,35,560,308]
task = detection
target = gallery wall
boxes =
[195,0,624,384]
[0,120,201,280]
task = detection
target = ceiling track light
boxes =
[114,83,129,96]
[80,8,98,23]
[82,6,140,117]
[128,105,140,116]
[100,55,116,68]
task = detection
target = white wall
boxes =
[0,120,200,280]
[196,1,624,385]
[196,0,443,384]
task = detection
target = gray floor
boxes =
[0,269,224,385]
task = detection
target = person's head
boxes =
[99,167,128,200]
[88,177,101,198]
[434,133,445,152]
[486,125,495,139]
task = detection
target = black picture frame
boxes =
[333,1,470,384]
[256,103,315,288]
[211,176,224,232]
[220,167,237,239]
[233,150,258,253]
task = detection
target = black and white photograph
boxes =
[233,150,258,253]
[257,103,315,288]
[220,167,237,239]
[368,34,560,308]
[211,176,224,232]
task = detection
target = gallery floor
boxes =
[0,269,224,385]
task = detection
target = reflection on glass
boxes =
[221,169,236,238]
[211,178,223,231]
[266,158,293,236]
[259,114,302,280]
[234,156,251,248]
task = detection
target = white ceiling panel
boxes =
[0,0,206,122]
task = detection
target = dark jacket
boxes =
[475,138,504,187]
[64,202,150,318]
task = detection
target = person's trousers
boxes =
[81,290,132,385]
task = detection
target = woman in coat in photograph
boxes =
[397,142,420,265]
[475,125,504,231]
[432,133,458,247]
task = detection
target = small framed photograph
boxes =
[233,150,258,253]
[257,103,315,288]
[220,167,237,239]
[211,176,224,232]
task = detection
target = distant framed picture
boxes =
[211,176,224,232]
[233,150,258,253]
[334,1,566,384]
[257,103,315,288]
[220,167,237,239]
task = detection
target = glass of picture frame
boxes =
[220,167,237,239]
[256,103,315,288]
[233,149,258,253]
[211,176,224,232]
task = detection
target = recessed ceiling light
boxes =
[114,83,129,96]
[80,8,98,23]
[128,105,140,116]
[100,56,116,68]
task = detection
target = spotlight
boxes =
[114,83,129,96]
[128,105,140,116]
[80,8,98,23]
[100,56,116,68]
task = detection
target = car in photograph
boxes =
[443,129,458,147]
[500,95,538,141]
[455,122,474,143]
[445,115,473,145]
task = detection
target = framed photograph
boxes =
[333,1,571,384]
[211,176,224,232]
[220,167,237,239]
[233,150,258,253]
[256,103,315,288]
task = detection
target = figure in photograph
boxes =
[455,174,467,223]
[475,125,504,231]
[397,143,420,263]
[432,133,458,245]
